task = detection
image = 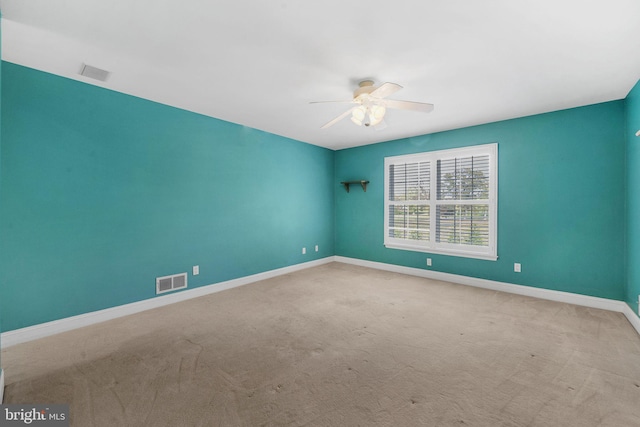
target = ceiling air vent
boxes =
[79,64,111,82]
[156,272,188,295]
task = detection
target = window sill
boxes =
[384,243,498,261]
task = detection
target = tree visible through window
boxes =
[436,155,489,246]
[384,144,497,260]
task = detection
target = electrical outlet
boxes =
[426,258,432,266]
[193,265,199,275]
[514,263,521,273]
[302,247,306,254]
[315,245,319,252]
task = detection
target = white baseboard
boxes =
[335,256,640,336]
[1,257,334,348]
[3,255,639,347]
[622,303,640,336]
[0,369,4,403]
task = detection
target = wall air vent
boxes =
[156,272,188,295]
[79,64,111,82]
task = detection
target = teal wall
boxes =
[0,12,3,378]
[0,60,636,334]
[626,80,640,314]
[0,62,334,331]
[335,101,626,300]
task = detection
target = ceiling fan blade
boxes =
[370,82,403,99]
[321,106,357,129]
[384,99,434,113]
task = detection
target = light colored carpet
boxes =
[2,262,640,426]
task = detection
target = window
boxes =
[384,143,497,260]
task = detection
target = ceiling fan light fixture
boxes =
[313,81,433,130]
[370,104,386,119]
[369,115,382,127]
[369,104,386,125]
[351,106,366,126]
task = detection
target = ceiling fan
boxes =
[311,80,434,130]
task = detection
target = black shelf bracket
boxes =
[341,180,369,193]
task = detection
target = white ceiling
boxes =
[1,1,639,150]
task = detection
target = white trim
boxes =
[384,143,498,260]
[3,255,639,347]
[1,257,334,348]
[384,243,499,261]
[0,369,4,404]
[335,256,640,336]
[622,303,640,336]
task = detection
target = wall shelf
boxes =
[341,180,369,193]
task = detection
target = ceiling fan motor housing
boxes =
[354,80,376,99]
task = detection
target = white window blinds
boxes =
[384,144,497,260]
[388,161,430,241]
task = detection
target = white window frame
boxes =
[384,143,498,260]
